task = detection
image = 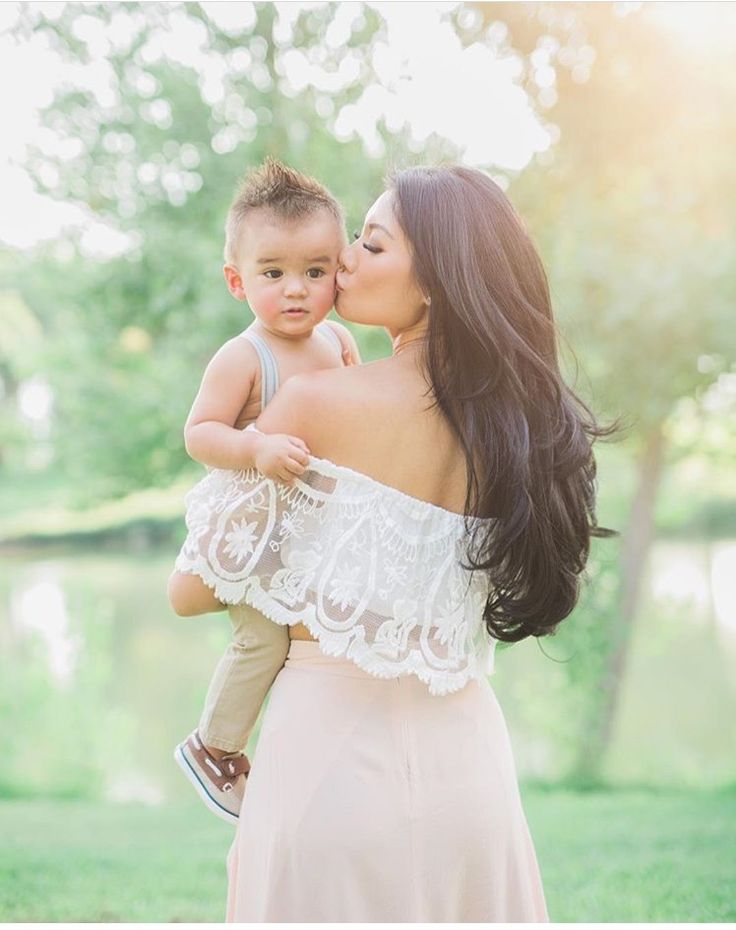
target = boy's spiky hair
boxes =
[224,157,344,264]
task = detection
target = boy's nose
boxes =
[283,276,307,297]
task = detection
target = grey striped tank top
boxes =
[239,322,343,411]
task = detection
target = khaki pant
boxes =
[198,604,290,753]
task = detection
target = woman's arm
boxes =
[168,570,226,617]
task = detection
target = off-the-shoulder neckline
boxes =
[245,423,496,526]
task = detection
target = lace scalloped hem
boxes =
[175,557,490,697]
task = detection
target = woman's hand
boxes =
[254,433,311,486]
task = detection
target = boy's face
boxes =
[224,208,346,337]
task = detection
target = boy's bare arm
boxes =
[169,376,324,618]
[326,319,363,366]
[184,337,311,479]
[184,338,262,469]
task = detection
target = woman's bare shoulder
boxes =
[256,360,467,508]
[255,361,391,456]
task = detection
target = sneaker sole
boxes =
[174,744,240,826]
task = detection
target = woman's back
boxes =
[246,347,481,646]
[276,351,471,518]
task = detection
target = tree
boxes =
[10,1,393,501]
[464,2,736,781]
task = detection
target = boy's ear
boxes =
[224,264,247,301]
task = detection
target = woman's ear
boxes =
[224,264,247,301]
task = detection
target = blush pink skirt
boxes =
[226,639,549,922]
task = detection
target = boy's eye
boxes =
[307,268,325,279]
[264,270,282,279]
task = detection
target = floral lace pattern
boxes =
[175,426,497,695]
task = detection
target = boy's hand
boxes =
[342,345,355,366]
[254,433,311,485]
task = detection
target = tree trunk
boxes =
[573,422,668,782]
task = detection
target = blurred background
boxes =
[1,0,735,922]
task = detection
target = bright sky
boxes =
[1,1,731,254]
[0,0,553,253]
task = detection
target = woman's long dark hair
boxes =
[392,166,622,644]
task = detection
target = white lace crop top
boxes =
[175,424,498,695]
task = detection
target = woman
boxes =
[172,165,617,921]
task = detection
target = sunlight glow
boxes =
[0,1,551,252]
[650,1,736,49]
[650,550,711,618]
[105,769,165,806]
[649,542,736,635]
[18,377,53,424]
[12,576,82,688]
[334,3,551,166]
[711,544,736,633]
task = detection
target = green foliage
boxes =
[6,1,733,506]
[8,1,395,501]
[500,3,736,443]
[453,3,736,779]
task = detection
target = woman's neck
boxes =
[391,321,428,358]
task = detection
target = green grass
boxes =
[525,785,736,922]
[0,799,232,922]
[1,787,734,922]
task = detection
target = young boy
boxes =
[168,158,360,824]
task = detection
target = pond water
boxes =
[2,539,735,803]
